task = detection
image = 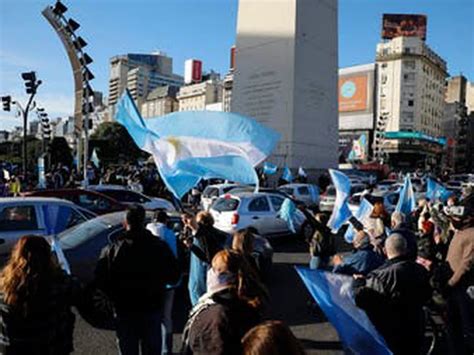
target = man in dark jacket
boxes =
[354,234,431,355]
[95,205,180,355]
[390,211,418,261]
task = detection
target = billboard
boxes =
[339,131,370,163]
[339,75,368,113]
[184,59,203,84]
[382,14,427,41]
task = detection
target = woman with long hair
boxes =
[242,320,305,355]
[181,249,267,355]
[0,236,79,355]
[232,229,259,275]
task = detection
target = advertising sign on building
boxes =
[338,75,368,113]
[230,45,236,70]
[381,14,427,41]
[339,131,370,163]
[184,59,203,84]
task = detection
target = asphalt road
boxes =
[72,237,346,355]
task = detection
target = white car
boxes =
[319,183,367,212]
[278,183,320,208]
[209,192,311,239]
[200,183,242,211]
[0,197,96,258]
[87,185,176,211]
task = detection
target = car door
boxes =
[246,196,273,236]
[0,204,42,257]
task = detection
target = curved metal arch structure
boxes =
[41,4,91,134]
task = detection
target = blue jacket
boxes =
[333,248,384,276]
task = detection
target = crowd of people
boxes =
[0,205,306,355]
[303,189,474,355]
[0,162,472,354]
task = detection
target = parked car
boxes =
[278,183,320,209]
[0,197,96,259]
[87,185,176,211]
[23,189,127,215]
[200,183,241,211]
[58,211,273,282]
[209,192,312,239]
[375,179,399,192]
[319,183,367,212]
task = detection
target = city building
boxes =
[108,52,183,115]
[466,81,474,115]
[29,121,40,138]
[443,75,470,173]
[231,0,338,170]
[177,76,222,112]
[374,36,448,170]
[141,85,179,118]
[338,63,377,163]
[222,72,234,112]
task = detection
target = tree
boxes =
[48,137,73,168]
[90,122,147,165]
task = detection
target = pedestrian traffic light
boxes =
[21,71,39,95]
[1,96,11,111]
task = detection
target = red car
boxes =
[23,189,127,215]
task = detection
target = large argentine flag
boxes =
[395,175,417,215]
[115,91,280,198]
[327,169,352,232]
[426,178,452,202]
[296,267,392,355]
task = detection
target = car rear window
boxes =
[203,187,219,198]
[213,198,239,212]
[297,186,310,195]
[0,205,38,231]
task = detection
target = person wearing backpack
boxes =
[95,205,180,355]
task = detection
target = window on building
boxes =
[404,60,416,69]
[408,100,414,107]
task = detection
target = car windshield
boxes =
[213,198,239,212]
[326,187,336,196]
[58,212,124,249]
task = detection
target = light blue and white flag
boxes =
[395,175,417,215]
[91,148,100,168]
[42,205,72,274]
[344,198,374,243]
[298,166,307,177]
[115,90,280,198]
[296,267,392,355]
[280,198,297,233]
[426,178,452,202]
[263,162,278,175]
[309,185,320,205]
[282,166,293,183]
[327,169,352,233]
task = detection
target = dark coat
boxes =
[95,228,180,312]
[354,256,431,355]
[0,273,79,355]
[182,288,260,355]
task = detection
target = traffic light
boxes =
[41,117,51,140]
[82,118,93,130]
[1,96,11,111]
[21,71,39,95]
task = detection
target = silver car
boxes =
[319,183,367,212]
[0,197,96,259]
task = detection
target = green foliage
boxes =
[48,137,73,167]
[90,122,147,165]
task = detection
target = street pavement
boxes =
[72,237,346,355]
